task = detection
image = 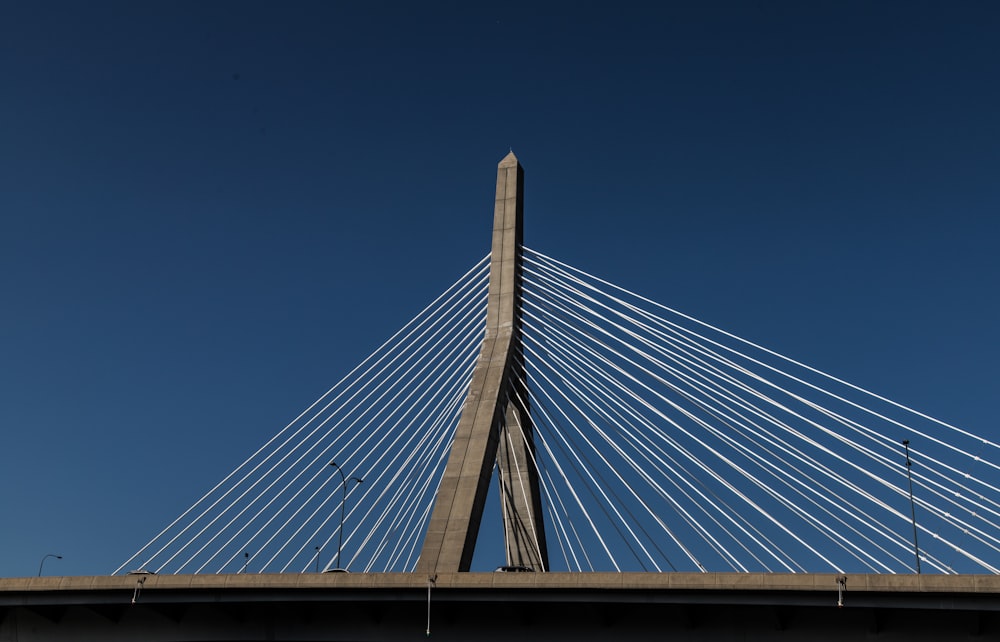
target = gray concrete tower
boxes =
[416,152,548,573]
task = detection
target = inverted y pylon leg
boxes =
[416,152,548,573]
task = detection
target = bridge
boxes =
[2,153,999,640]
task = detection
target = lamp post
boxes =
[38,554,62,576]
[329,461,363,570]
[903,439,922,574]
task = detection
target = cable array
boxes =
[521,248,1000,573]
[117,247,999,575]
[115,256,489,575]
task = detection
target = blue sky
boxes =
[2,2,999,577]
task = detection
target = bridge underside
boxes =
[3,574,998,641]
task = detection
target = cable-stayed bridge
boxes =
[3,153,999,641]
[114,153,999,579]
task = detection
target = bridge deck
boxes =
[3,572,999,611]
[3,571,1000,594]
[3,573,999,641]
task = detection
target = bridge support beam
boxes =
[416,152,548,573]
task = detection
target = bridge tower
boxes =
[416,152,549,573]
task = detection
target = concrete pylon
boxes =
[416,152,548,573]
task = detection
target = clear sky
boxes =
[2,2,998,577]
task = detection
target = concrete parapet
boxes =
[7,572,1000,595]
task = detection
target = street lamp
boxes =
[38,554,62,576]
[903,439,922,574]
[329,461,363,570]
